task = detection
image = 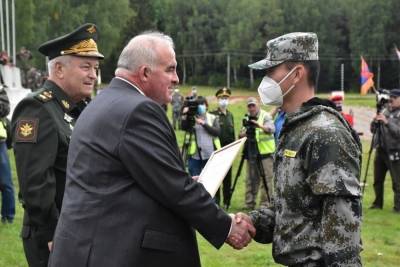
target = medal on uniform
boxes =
[64,113,73,123]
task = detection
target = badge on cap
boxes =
[15,119,39,143]
[86,25,96,34]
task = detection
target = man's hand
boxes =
[226,214,256,249]
[375,113,388,125]
[48,241,53,252]
[234,212,253,225]
[195,117,205,125]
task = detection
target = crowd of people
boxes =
[0,22,398,267]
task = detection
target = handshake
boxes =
[226,212,255,250]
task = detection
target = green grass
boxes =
[1,88,398,267]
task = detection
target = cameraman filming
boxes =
[181,96,221,176]
[239,97,275,209]
[370,89,400,213]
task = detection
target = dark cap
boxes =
[215,87,231,98]
[38,23,104,60]
[389,89,400,97]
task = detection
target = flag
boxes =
[395,45,400,60]
[360,56,374,96]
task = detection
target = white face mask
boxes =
[218,99,229,108]
[257,67,298,106]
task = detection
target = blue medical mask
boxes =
[197,104,206,115]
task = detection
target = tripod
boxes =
[362,93,388,195]
[181,126,202,168]
[226,133,270,210]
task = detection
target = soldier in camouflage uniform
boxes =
[236,32,363,266]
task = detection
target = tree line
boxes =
[14,0,400,91]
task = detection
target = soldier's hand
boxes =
[234,212,256,238]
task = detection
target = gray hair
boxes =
[116,31,174,72]
[47,55,72,74]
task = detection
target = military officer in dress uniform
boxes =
[210,87,235,208]
[11,23,103,267]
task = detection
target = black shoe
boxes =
[393,208,400,214]
[1,217,13,224]
[369,205,382,209]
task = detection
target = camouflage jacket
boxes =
[250,99,363,266]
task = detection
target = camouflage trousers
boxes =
[245,155,274,209]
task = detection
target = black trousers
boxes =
[372,148,400,210]
[21,225,50,267]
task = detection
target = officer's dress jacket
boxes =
[250,98,363,266]
[12,80,81,244]
[48,78,231,267]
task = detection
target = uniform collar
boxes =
[43,79,77,113]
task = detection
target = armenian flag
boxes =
[360,56,374,96]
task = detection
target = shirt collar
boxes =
[115,77,145,96]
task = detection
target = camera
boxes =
[181,96,199,130]
[242,114,258,138]
[376,89,390,113]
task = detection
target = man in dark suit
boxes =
[48,31,255,267]
[12,23,103,267]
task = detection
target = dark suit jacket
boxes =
[48,78,231,267]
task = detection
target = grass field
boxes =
[1,87,399,267]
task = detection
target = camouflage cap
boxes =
[249,32,318,70]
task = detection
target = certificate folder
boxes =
[198,137,247,197]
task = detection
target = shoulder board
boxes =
[34,90,53,103]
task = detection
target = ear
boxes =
[54,62,65,79]
[292,64,305,84]
[139,66,151,82]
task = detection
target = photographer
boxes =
[239,97,275,209]
[181,96,221,176]
[370,89,400,213]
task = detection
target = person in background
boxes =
[370,88,400,213]
[239,97,275,210]
[182,96,221,176]
[0,85,14,224]
[171,88,183,130]
[211,87,235,208]
[270,106,285,142]
[330,94,354,127]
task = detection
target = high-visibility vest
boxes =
[189,112,221,156]
[256,109,275,155]
[0,120,7,140]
